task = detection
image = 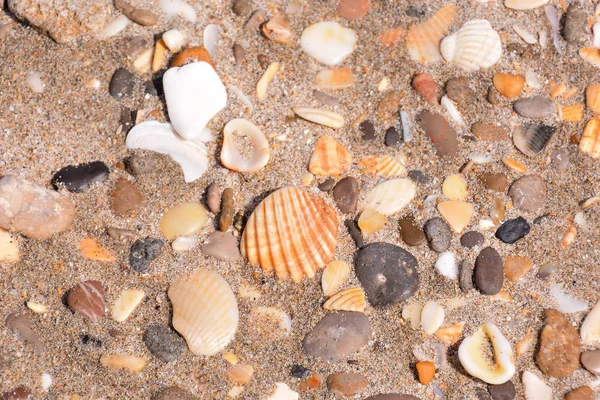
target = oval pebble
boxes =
[478,172,508,193]
[327,372,369,396]
[129,237,164,272]
[109,67,135,99]
[581,350,600,374]
[459,260,474,292]
[424,217,452,252]
[160,203,208,240]
[460,231,484,248]
[495,217,530,244]
[513,97,555,119]
[416,111,458,158]
[385,127,401,146]
[332,177,358,214]
[537,309,580,377]
[201,231,240,261]
[51,161,110,192]
[67,280,106,322]
[537,263,557,279]
[474,247,503,295]
[143,325,186,363]
[153,387,197,400]
[509,175,546,213]
[562,5,587,46]
[360,120,376,141]
[445,77,475,108]
[5,313,45,353]
[399,215,425,247]
[565,386,594,400]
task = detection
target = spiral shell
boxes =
[441,20,502,72]
[308,136,352,177]
[581,118,600,159]
[358,155,407,178]
[240,187,338,283]
[323,287,366,312]
[168,269,239,356]
[406,4,457,63]
[361,178,416,216]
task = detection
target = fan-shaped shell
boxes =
[586,84,600,114]
[323,287,366,312]
[361,178,416,216]
[406,4,457,63]
[505,0,549,10]
[441,20,502,72]
[581,118,600,159]
[357,155,407,178]
[322,260,351,297]
[168,269,239,356]
[308,136,352,177]
[240,187,338,283]
[513,124,556,157]
[221,118,270,173]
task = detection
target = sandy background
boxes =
[1,0,600,398]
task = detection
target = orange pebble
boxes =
[416,361,435,385]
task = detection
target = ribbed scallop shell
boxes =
[504,0,549,10]
[441,20,502,72]
[321,260,351,297]
[361,178,416,216]
[168,269,239,356]
[308,136,352,177]
[406,4,457,63]
[323,287,365,312]
[357,155,407,178]
[586,84,600,114]
[513,124,556,157]
[240,187,338,283]
[581,118,600,159]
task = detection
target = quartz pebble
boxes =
[110,178,144,216]
[67,280,106,323]
[478,173,507,193]
[52,161,110,192]
[201,231,240,261]
[303,311,371,362]
[495,217,530,244]
[513,97,555,119]
[424,217,452,252]
[459,260,474,292]
[1,386,33,400]
[143,325,186,363]
[536,308,580,378]
[416,111,458,158]
[488,381,515,400]
[471,123,508,142]
[153,387,197,400]
[129,237,164,272]
[421,301,444,335]
[474,247,503,295]
[5,313,44,352]
[332,177,359,214]
[326,372,369,396]
[399,215,425,246]
[100,354,146,372]
[356,243,419,306]
[504,255,532,282]
[112,289,144,322]
[509,175,546,213]
[460,231,483,248]
[109,67,135,99]
[581,350,600,374]
[566,386,594,400]
[385,127,401,146]
[416,361,435,384]
[435,252,457,280]
[160,203,208,240]
[300,21,357,66]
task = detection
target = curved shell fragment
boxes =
[221,119,270,173]
[322,260,351,297]
[581,300,600,345]
[581,118,600,159]
[323,287,366,312]
[441,20,502,72]
[293,107,345,128]
[361,178,416,216]
[357,155,407,178]
[421,301,445,335]
[522,371,552,399]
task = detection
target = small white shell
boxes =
[522,371,552,400]
[221,119,270,173]
[458,323,516,384]
[550,284,588,313]
[421,301,445,335]
[168,269,239,356]
[361,178,416,216]
[321,260,351,297]
[126,121,209,183]
[525,70,542,89]
[581,301,600,345]
[292,107,345,128]
[163,62,227,141]
[505,0,549,10]
[41,373,52,392]
[435,252,457,280]
[26,71,44,93]
[203,24,221,59]
[163,29,185,52]
[97,16,129,40]
[300,21,357,66]
[441,20,502,72]
[402,303,422,330]
[441,96,464,126]
[160,0,196,22]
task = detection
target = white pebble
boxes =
[574,211,586,227]
[421,301,445,335]
[41,373,52,392]
[172,236,200,252]
[435,252,457,280]
[523,371,552,400]
[441,96,464,126]
[26,71,44,93]
[300,21,357,66]
[479,219,495,230]
[525,70,542,89]
[400,110,413,142]
[97,16,129,40]
[513,24,537,44]
[160,0,196,22]
[162,29,185,52]
[550,284,588,313]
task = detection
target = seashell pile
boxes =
[440,20,502,72]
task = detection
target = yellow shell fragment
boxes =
[358,208,387,235]
[437,201,474,233]
[442,174,468,201]
[26,301,48,313]
[112,289,145,322]
[586,84,600,114]
[152,38,167,73]
[160,203,208,240]
[257,62,280,101]
[323,287,366,312]
[406,4,457,63]
[581,118,600,159]
[308,136,352,177]
[357,155,407,178]
[560,104,584,122]
[502,157,527,173]
[100,354,146,372]
[322,260,351,297]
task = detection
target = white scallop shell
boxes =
[505,0,549,10]
[163,62,227,140]
[361,178,416,216]
[126,121,208,183]
[168,269,239,356]
[300,21,357,66]
[441,20,502,72]
[221,119,270,173]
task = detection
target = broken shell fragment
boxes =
[221,119,270,173]
[581,301,600,345]
[458,323,516,384]
[100,354,146,372]
[581,118,600,159]
[358,208,387,235]
[322,260,351,297]
[505,0,549,10]
[308,136,352,177]
[513,124,556,157]
[502,157,527,173]
[442,174,468,201]
[437,201,474,233]
[240,187,338,283]
[522,371,552,400]
[560,104,584,122]
[435,322,465,345]
[580,48,600,68]
[262,12,294,45]
[112,289,145,322]
[361,178,416,216]
[406,4,457,63]
[300,21,357,66]
[257,62,280,101]
[421,301,445,335]
[168,269,238,356]
[323,287,366,312]
[357,155,407,178]
[493,73,525,98]
[293,107,345,128]
[441,20,502,72]
[316,68,355,89]
[586,84,600,114]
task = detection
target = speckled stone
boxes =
[513,97,555,119]
[537,309,580,378]
[129,237,164,272]
[5,313,45,353]
[460,231,484,248]
[67,280,106,323]
[1,386,33,400]
[562,5,587,46]
[109,67,135,99]
[424,217,452,252]
[445,77,475,108]
[143,325,186,363]
[509,175,546,213]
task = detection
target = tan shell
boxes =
[406,4,457,63]
[323,287,365,312]
[308,136,352,177]
[168,269,239,356]
[240,187,338,283]
[321,260,351,297]
[493,73,525,99]
[357,155,407,178]
[358,209,387,235]
[560,104,584,122]
[580,48,600,68]
[586,85,600,114]
[502,157,527,173]
[581,118,600,159]
[100,354,146,372]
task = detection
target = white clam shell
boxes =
[441,20,502,72]
[421,301,445,335]
[458,323,516,384]
[361,178,416,216]
[163,62,227,140]
[221,118,270,173]
[300,21,357,66]
[168,269,239,356]
[125,121,209,183]
[505,0,549,10]
[581,301,600,345]
[522,371,552,399]
[203,24,221,59]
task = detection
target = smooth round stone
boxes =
[129,237,164,272]
[471,123,508,142]
[160,203,208,240]
[360,120,376,141]
[537,262,558,279]
[423,217,452,252]
[445,77,475,108]
[513,97,555,119]
[109,67,135,99]
[365,395,419,400]
[332,177,358,214]
[5,313,45,353]
[459,260,474,292]
[143,325,185,363]
[399,215,425,247]
[478,172,508,193]
[1,386,33,400]
[110,178,144,216]
[581,350,600,374]
[488,381,516,400]
[385,127,401,146]
[318,177,335,192]
[303,311,371,362]
[460,231,484,248]
[201,231,240,261]
[416,111,458,158]
[495,217,530,244]
[562,5,587,46]
[355,242,419,306]
[327,372,369,396]
[509,175,546,213]
[474,247,503,295]
[51,161,110,192]
[300,21,357,66]
[153,386,197,400]
[566,386,594,400]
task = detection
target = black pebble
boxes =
[474,247,503,295]
[318,178,335,192]
[488,381,516,400]
[120,106,135,134]
[408,170,428,184]
[495,217,530,244]
[143,325,185,363]
[385,127,400,146]
[344,219,363,249]
[109,67,135,99]
[129,237,164,272]
[51,161,110,192]
[290,365,311,379]
[359,120,376,141]
[461,231,484,248]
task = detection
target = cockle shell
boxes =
[581,118,600,159]
[406,4,457,63]
[126,121,209,183]
[323,287,366,312]
[586,84,600,114]
[322,260,351,297]
[308,136,352,177]
[513,124,556,157]
[505,0,549,10]
[560,104,584,122]
[361,178,416,216]
[357,155,407,178]
[458,323,516,384]
[240,187,338,283]
[221,119,270,173]
[293,107,345,128]
[581,301,600,345]
[441,20,502,72]
[163,62,227,141]
[300,21,357,66]
[168,269,239,356]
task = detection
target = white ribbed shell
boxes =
[361,178,416,216]
[441,20,502,72]
[168,269,238,356]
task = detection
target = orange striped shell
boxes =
[406,4,457,64]
[379,27,405,46]
[323,287,366,312]
[308,136,352,177]
[357,155,407,178]
[240,187,338,283]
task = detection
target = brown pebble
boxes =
[478,172,508,192]
[344,219,364,248]
[332,177,358,213]
[257,54,268,69]
[471,123,508,142]
[171,46,214,68]
[487,86,503,105]
[445,77,475,108]
[327,372,369,396]
[416,361,435,384]
[566,386,594,400]
[232,43,245,66]
[5,313,45,353]
[231,0,253,16]
[336,0,371,20]
[536,308,580,378]
[262,12,294,45]
[107,227,136,240]
[377,91,402,120]
[318,178,335,192]
[244,9,267,32]
[412,72,439,105]
[359,120,376,141]
[416,111,458,158]
[504,255,532,282]
[114,0,158,26]
[219,188,234,231]
[110,178,144,216]
[398,215,425,246]
[207,183,221,214]
[509,175,546,213]
[67,280,106,323]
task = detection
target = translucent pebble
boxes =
[435,252,457,279]
[550,284,588,313]
[160,203,208,240]
[163,29,185,52]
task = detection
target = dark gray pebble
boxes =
[408,170,428,184]
[459,260,474,293]
[143,325,185,363]
[562,5,588,46]
[80,334,102,348]
[385,127,401,146]
[488,381,516,400]
[318,178,335,192]
[109,67,135,99]
[344,219,364,248]
[360,120,376,141]
[495,217,530,244]
[461,231,484,248]
[120,106,135,134]
[332,177,358,214]
[424,217,452,252]
[51,161,109,192]
[474,247,503,295]
[129,237,164,272]
[290,365,311,378]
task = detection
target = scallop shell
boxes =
[361,178,416,216]
[168,269,239,356]
[406,4,457,63]
[505,0,549,10]
[513,124,556,157]
[293,107,345,128]
[240,187,338,283]
[221,119,270,173]
[581,118,600,159]
[580,48,600,68]
[458,323,516,384]
[357,155,407,178]
[441,20,502,72]
[321,260,351,297]
[586,84,600,114]
[323,287,366,312]
[560,104,584,122]
[308,136,352,177]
